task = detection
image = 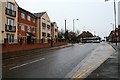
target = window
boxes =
[42,18,45,23]
[42,27,46,29]
[27,15,31,21]
[42,32,46,37]
[21,13,25,19]
[27,26,31,32]
[32,28,36,33]
[7,34,14,43]
[21,25,25,31]
[33,18,35,23]
[47,20,50,25]
[7,2,14,10]
[7,18,14,26]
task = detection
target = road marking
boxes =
[77,65,96,78]
[9,58,45,70]
[71,64,96,79]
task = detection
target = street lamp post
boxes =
[73,19,79,33]
[72,19,79,45]
[113,0,117,46]
[64,20,66,41]
[106,0,117,46]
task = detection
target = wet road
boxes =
[3,43,99,78]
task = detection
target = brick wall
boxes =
[2,41,68,54]
[53,42,68,47]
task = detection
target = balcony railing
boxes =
[6,8,16,17]
[42,23,46,27]
[47,25,50,29]
[5,24,16,32]
[42,32,46,37]
[47,33,51,37]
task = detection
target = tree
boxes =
[75,30,80,37]
[58,29,65,40]
[58,31,62,39]
[65,30,69,40]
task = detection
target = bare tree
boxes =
[75,30,80,36]
[61,29,64,34]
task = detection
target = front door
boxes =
[27,36,31,44]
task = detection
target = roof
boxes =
[18,7,37,18]
[51,22,56,26]
[51,22,58,28]
[34,12,46,18]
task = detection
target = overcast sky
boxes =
[16,0,120,39]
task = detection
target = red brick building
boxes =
[18,7,37,45]
[108,26,120,42]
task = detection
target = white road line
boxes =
[9,58,45,70]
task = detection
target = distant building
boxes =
[34,12,51,43]
[78,31,93,38]
[0,0,18,44]
[51,22,58,43]
[118,1,120,42]
[107,1,120,43]
[18,7,37,44]
[78,31,101,43]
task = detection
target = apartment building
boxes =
[51,22,58,43]
[0,0,18,44]
[34,12,51,43]
[18,7,37,44]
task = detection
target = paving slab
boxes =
[84,43,120,80]
[65,43,116,79]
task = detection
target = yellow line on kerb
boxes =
[71,64,96,80]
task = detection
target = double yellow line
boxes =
[71,64,96,80]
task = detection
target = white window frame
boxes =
[27,15,31,21]
[7,18,14,26]
[21,13,25,19]
[42,18,45,23]
[7,2,14,10]
[7,34,14,44]
[27,26,31,32]
[21,25,25,31]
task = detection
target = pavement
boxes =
[84,43,120,80]
[66,43,115,79]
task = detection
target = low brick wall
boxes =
[53,42,68,47]
[2,42,68,54]
[2,43,51,54]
